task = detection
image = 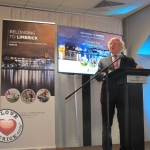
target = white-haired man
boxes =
[95,37,143,150]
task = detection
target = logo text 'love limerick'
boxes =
[0,109,23,143]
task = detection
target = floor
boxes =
[41,141,150,150]
[3,142,150,150]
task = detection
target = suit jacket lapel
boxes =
[120,56,125,67]
[105,56,114,70]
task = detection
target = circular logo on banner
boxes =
[0,109,23,143]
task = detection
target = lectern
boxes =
[108,68,150,150]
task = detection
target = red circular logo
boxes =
[0,109,23,143]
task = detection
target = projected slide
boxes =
[58,25,122,75]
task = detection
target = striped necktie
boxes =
[113,55,118,69]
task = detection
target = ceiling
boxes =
[0,0,150,19]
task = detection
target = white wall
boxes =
[123,4,150,60]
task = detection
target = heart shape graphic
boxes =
[0,119,17,136]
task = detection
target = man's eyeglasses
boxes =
[109,42,121,46]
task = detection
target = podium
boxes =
[108,68,150,150]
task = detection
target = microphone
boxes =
[120,52,125,57]
[111,52,124,58]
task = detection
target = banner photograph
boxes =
[1,20,55,97]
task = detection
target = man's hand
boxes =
[136,65,143,69]
[103,70,112,76]
[108,70,112,73]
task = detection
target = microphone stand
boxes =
[105,68,110,150]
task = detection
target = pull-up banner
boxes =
[0,20,55,149]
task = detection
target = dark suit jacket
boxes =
[95,55,137,102]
